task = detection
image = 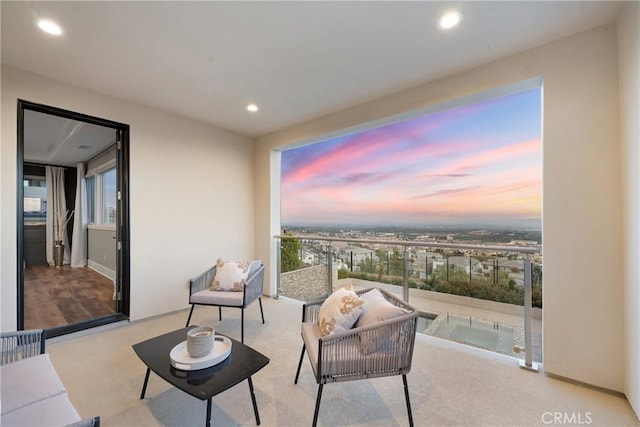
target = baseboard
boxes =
[545,372,627,399]
[88,260,115,282]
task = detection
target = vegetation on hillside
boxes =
[342,267,542,308]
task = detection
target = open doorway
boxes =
[17,100,130,337]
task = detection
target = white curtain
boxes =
[45,166,71,266]
[71,162,87,267]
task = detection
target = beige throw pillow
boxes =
[354,288,411,354]
[210,258,250,292]
[318,287,366,336]
[354,288,410,328]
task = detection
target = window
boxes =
[86,176,95,224]
[102,168,117,225]
[85,144,117,227]
[86,167,116,227]
[23,176,47,223]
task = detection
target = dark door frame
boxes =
[17,99,130,337]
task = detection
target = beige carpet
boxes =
[47,296,638,427]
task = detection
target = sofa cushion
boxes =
[0,353,67,416]
[210,258,250,292]
[1,392,81,427]
[317,287,365,336]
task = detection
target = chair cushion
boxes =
[191,289,244,307]
[302,322,400,380]
[317,287,365,336]
[210,258,250,292]
[0,353,67,416]
[301,322,321,375]
[302,322,361,377]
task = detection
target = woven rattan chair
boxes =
[294,287,418,427]
[0,329,46,365]
[185,262,265,343]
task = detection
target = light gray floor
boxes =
[47,296,639,426]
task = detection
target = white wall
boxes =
[618,1,640,418]
[1,66,255,327]
[255,25,626,392]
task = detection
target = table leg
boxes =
[140,368,151,399]
[248,376,260,425]
[206,398,212,427]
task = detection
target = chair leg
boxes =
[258,297,265,324]
[241,308,245,343]
[403,374,414,427]
[312,384,323,427]
[185,305,195,327]
[218,306,222,321]
[294,345,306,384]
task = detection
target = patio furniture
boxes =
[294,287,418,427]
[133,326,269,427]
[0,329,100,427]
[186,260,265,343]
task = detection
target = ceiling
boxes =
[1,1,625,138]
[23,110,117,167]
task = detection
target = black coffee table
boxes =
[132,326,269,426]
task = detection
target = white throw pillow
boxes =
[210,258,250,292]
[317,287,366,336]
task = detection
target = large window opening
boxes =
[278,80,543,361]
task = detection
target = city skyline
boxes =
[281,88,542,229]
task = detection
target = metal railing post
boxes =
[327,245,333,295]
[403,249,409,302]
[520,258,539,371]
[446,256,449,281]
[275,237,281,299]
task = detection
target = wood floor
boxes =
[24,265,117,330]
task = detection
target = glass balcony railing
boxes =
[275,234,542,369]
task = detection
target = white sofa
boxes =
[0,329,99,427]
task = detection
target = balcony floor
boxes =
[47,296,638,426]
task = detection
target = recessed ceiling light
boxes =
[438,11,462,30]
[35,18,64,36]
[246,104,259,112]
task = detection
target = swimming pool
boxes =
[423,313,524,358]
[417,311,438,333]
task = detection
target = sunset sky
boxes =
[281,88,542,229]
